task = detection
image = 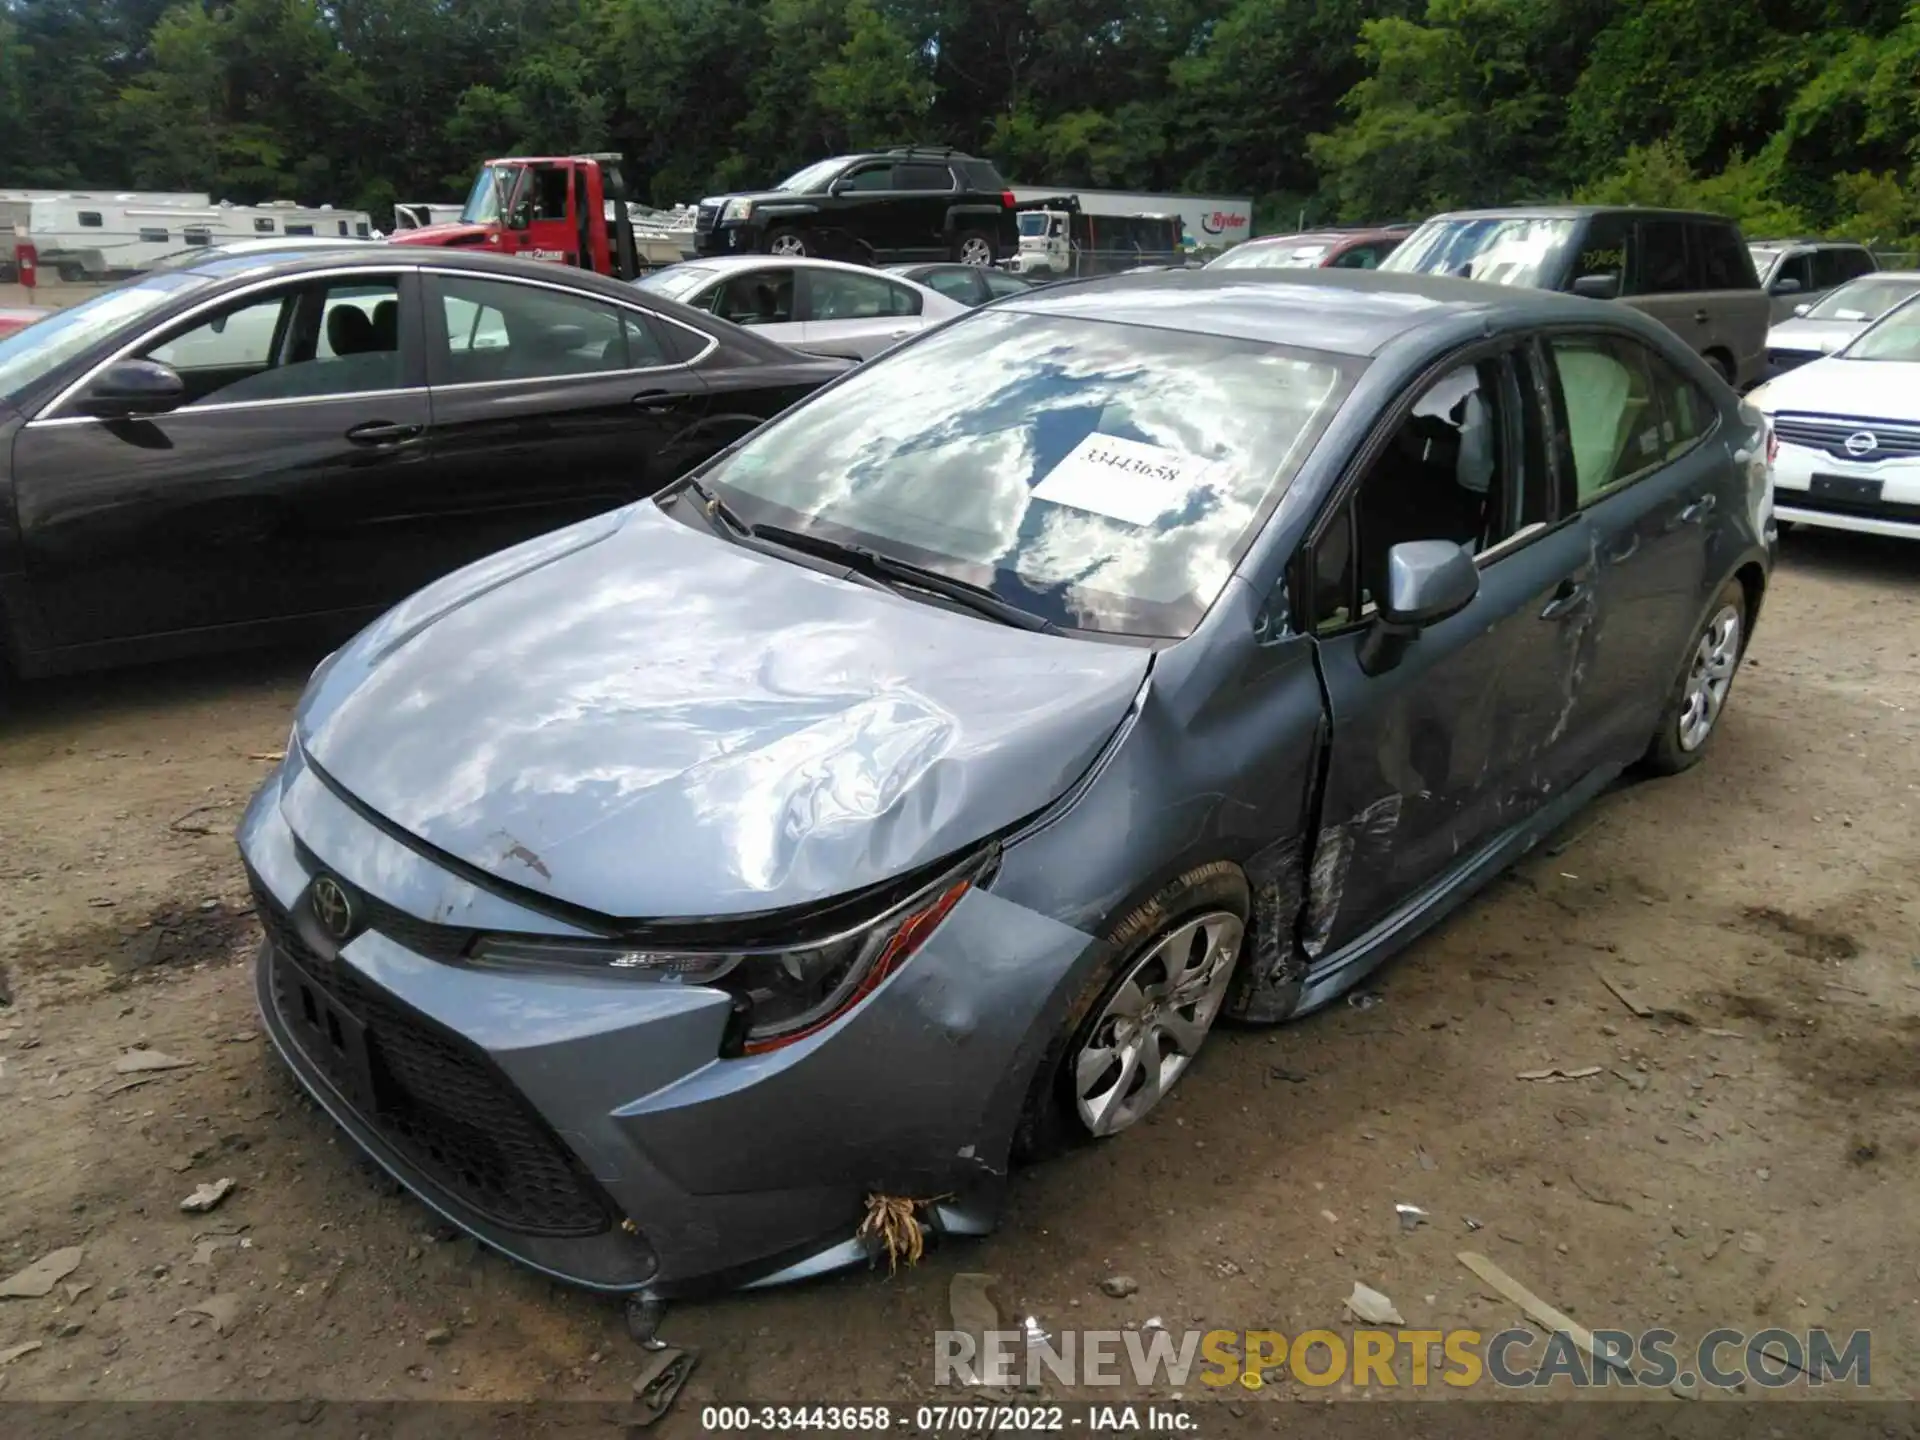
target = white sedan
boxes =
[1748,293,1920,541]
[634,255,968,360]
[1763,271,1920,378]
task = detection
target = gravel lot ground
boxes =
[1,528,1916,1427]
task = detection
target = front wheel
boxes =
[1642,579,1747,774]
[765,227,809,258]
[1015,864,1247,1159]
[952,229,997,266]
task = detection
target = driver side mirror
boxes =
[1571,273,1621,301]
[74,359,186,419]
[1770,276,1802,296]
[1359,540,1480,675]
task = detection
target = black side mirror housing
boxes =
[1571,273,1621,301]
[1770,276,1803,296]
[74,359,186,419]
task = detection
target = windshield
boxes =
[1208,241,1332,271]
[635,264,720,302]
[1018,213,1050,238]
[1840,294,1920,361]
[1380,217,1576,287]
[774,157,855,193]
[1805,275,1920,323]
[696,309,1357,637]
[459,164,520,226]
[0,271,217,403]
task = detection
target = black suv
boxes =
[693,147,1019,267]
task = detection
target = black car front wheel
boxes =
[765,227,810,258]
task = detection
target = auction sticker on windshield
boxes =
[1032,433,1220,527]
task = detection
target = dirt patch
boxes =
[1739,903,1861,961]
[1,527,1918,1411]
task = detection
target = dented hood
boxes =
[296,505,1149,920]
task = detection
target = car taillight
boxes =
[1001,190,1015,209]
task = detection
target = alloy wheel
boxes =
[1678,603,1742,751]
[1072,912,1242,1137]
[769,234,806,257]
[959,237,993,266]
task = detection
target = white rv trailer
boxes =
[2,195,374,280]
[0,188,211,206]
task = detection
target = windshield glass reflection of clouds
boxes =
[1382,217,1574,287]
[1843,293,1920,361]
[704,311,1355,637]
[1808,276,1920,322]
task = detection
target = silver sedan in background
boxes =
[636,255,968,360]
[1764,270,1920,377]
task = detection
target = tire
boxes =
[56,262,84,283]
[952,229,997,267]
[1641,578,1747,775]
[1014,863,1249,1161]
[765,227,809,259]
[1703,351,1734,387]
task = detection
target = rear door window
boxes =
[1543,334,1667,502]
[893,163,954,192]
[1812,247,1872,289]
[432,275,667,384]
[1693,224,1757,290]
[803,270,922,320]
[1632,219,1692,295]
[921,268,981,303]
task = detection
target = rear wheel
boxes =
[1015,864,1247,1159]
[953,229,996,266]
[766,228,809,258]
[1642,579,1746,774]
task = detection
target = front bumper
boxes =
[1772,441,1920,541]
[240,744,1102,1295]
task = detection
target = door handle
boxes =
[1540,577,1593,621]
[1678,493,1717,525]
[631,390,685,411]
[344,420,423,446]
[1693,309,1710,324]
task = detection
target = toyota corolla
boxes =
[240,269,1773,1298]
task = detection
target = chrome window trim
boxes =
[421,266,720,372]
[34,261,412,422]
[26,386,422,428]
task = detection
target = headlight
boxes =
[469,850,990,1054]
[720,198,754,223]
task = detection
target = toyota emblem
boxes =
[309,875,355,941]
[1844,430,1878,457]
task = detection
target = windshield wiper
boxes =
[749,523,1058,633]
[664,475,753,538]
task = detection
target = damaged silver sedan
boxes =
[238,269,1775,1297]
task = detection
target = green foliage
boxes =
[2,0,1919,243]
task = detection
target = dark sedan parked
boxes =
[240,269,1773,1299]
[885,262,1041,307]
[0,248,849,679]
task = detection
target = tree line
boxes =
[3,0,1919,244]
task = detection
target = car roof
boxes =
[1423,205,1738,224]
[1243,230,1401,247]
[1002,268,1611,357]
[652,254,907,277]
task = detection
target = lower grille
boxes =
[1783,489,1920,524]
[1774,413,1920,461]
[257,888,614,1238]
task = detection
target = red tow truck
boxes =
[389,154,643,279]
